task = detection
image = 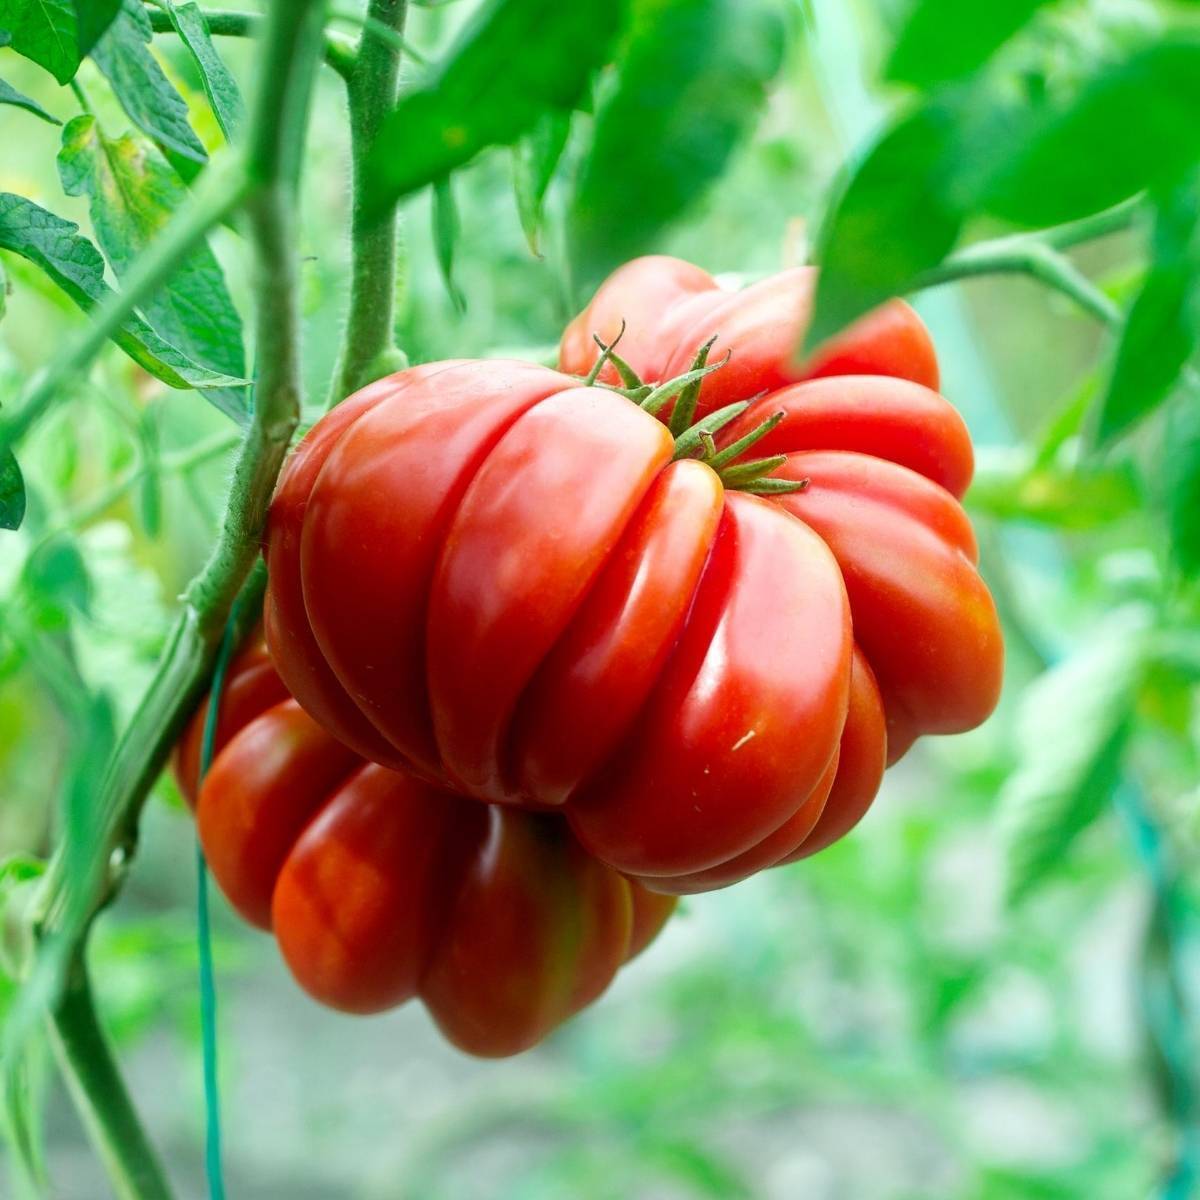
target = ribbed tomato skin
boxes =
[175,648,675,1058]
[262,257,1002,893]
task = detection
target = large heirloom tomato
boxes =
[176,642,675,1057]
[264,257,1003,895]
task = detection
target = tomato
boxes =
[175,645,675,1058]
[559,256,941,417]
[263,256,1003,894]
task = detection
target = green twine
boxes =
[194,610,243,1200]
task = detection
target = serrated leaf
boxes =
[981,35,1200,228]
[513,109,570,257]
[570,0,785,289]
[1161,383,1200,579]
[808,101,964,348]
[58,115,248,420]
[0,76,62,124]
[0,193,250,410]
[90,0,208,182]
[0,448,25,531]
[432,175,465,314]
[999,626,1145,903]
[1094,180,1200,446]
[155,0,244,141]
[363,0,623,219]
[887,0,1055,89]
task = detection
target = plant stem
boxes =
[915,241,1122,328]
[913,199,1141,329]
[328,0,409,404]
[0,160,249,458]
[31,3,327,1197]
[144,6,356,78]
[48,957,173,1200]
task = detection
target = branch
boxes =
[144,5,356,79]
[913,199,1141,329]
[327,0,410,404]
[28,3,329,1196]
[48,957,173,1200]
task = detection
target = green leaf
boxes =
[363,0,623,219]
[1094,180,1200,446]
[23,536,93,622]
[90,0,208,182]
[0,448,25,531]
[999,624,1145,903]
[58,115,248,421]
[570,0,785,289]
[981,35,1200,228]
[0,1,119,84]
[0,76,62,124]
[1161,383,1200,580]
[0,193,250,401]
[887,0,1055,89]
[74,0,123,55]
[808,102,964,347]
[512,109,570,257]
[154,0,244,141]
[432,175,466,314]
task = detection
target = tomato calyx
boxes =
[584,323,809,497]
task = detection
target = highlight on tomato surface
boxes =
[262,256,1003,897]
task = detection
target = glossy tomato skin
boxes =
[176,650,675,1057]
[265,257,1002,893]
[559,256,940,416]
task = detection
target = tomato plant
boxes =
[0,1,1197,1198]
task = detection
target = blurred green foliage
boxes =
[0,0,1198,1198]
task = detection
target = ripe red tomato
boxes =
[176,643,675,1058]
[264,257,1003,894]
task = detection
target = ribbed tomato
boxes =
[263,257,1003,894]
[176,642,675,1057]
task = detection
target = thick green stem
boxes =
[48,958,172,1200]
[31,4,327,1197]
[915,241,1122,328]
[328,0,409,404]
[913,200,1141,329]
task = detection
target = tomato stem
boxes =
[584,329,808,495]
[638,352,731,417]
[705,409,784,470]
[666,336,718,436]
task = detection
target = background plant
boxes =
[0,0,1197,1197]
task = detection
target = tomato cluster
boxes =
[262,256,1003,894]
[176,642,675,1057]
